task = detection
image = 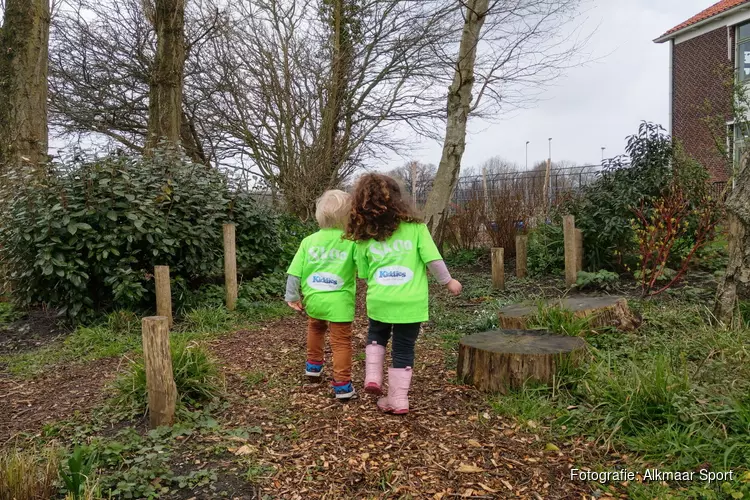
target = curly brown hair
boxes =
[345,173,422,242]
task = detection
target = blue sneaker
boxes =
[305,361,323,377]
[332,381,356,399]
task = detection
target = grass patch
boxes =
[112,340,224,414]
[527,303,594,336]
[0,301,23,325]
[0,446,60,500]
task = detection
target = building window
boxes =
[739,21,750,81]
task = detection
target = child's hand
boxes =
[287,301,304,312]
[446,279,462,296]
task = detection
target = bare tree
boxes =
[144,0,185,152]
[422,0,587,236]
[49,0,223,164]
[49,0,454,217]
[0,0,50,174]
[386,161,437,192]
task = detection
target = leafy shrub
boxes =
[0,150,282,320]
[632,177,721,296]
[113,340,223,413]
[0,446,60,500]
[238,271,286,304]
[527,223,565,276]
[575,270,619,291]
[567,122,675,270]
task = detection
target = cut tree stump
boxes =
[457,329,587,393]
[497,296,641,332]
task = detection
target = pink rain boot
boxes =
[364,342,385,395]
[377,367,412,415]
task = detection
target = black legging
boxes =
[367,319,421,369]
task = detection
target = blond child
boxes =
[285,190,357,399]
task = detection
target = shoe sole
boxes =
[364,383,382,395]
[335,390,356,399]
[377,404,408,415]
[305,371,322,377]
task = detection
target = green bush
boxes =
[567,122,714,271]
[0,151,285,320]
[112,339,223,413]
[527,223,565,276]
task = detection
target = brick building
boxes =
[655,0,750,182]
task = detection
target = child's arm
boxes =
[285,274,304,311]
[426,260,462,296]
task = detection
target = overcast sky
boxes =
[377,0,714,172]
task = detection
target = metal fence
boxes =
[411,165,730,211]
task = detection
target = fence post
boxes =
[223,223,238,311]
[142,316,177,428]
[574,229,583,273]
[491,247,505,290]
[154,266,173,328]
[515,235,528,279]
[563,215,577,287]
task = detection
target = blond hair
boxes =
[316,189,352,229]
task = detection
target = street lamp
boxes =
[548,138,552,161]
[601,147,606,162]
[525,141,530,169]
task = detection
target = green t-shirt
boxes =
[355,222,442,323]
[287,228,357,322]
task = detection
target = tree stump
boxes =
[457,330,587,393]
[498,296,641,332]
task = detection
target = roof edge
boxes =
[654,1,750,43]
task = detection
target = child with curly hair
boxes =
[346,174,462,414]
[286,190,357,399]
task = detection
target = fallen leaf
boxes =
[360,453,370,461]
[501,479,513,491]
[456,463,484,473]
[234,445,257,456]
[544,443,560,452]
[478,483,498,493]
[467,439,482,448]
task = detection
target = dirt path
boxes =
[0,302,592,498]
[209,303,591,499]
[0,357,121,443]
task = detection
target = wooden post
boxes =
[154,266,173,328]
[563,215,577,287]
[491,247,505,290]
[515,235,528,279]
[223,223,238,311]
[574,229,583,273]
[142,316,177,428]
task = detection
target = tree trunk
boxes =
[145,0,185,153]
[423,0,489,237]
[0,0,50,174]
[714,154,750,324]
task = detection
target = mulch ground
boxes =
[0,288,596,498]
[208,292,593,499]
[0,357,121,444]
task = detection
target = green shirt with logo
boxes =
[355,222,442,324]
[287,228,357,323]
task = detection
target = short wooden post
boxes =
[574,229,583,273]
[142,316,177,428]
[223,223,238,311]
[515,235,528,279]
[563,215,577,287]
[154,266,173,328]
[491,247,505,290]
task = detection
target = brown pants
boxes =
[307,318,353,383]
